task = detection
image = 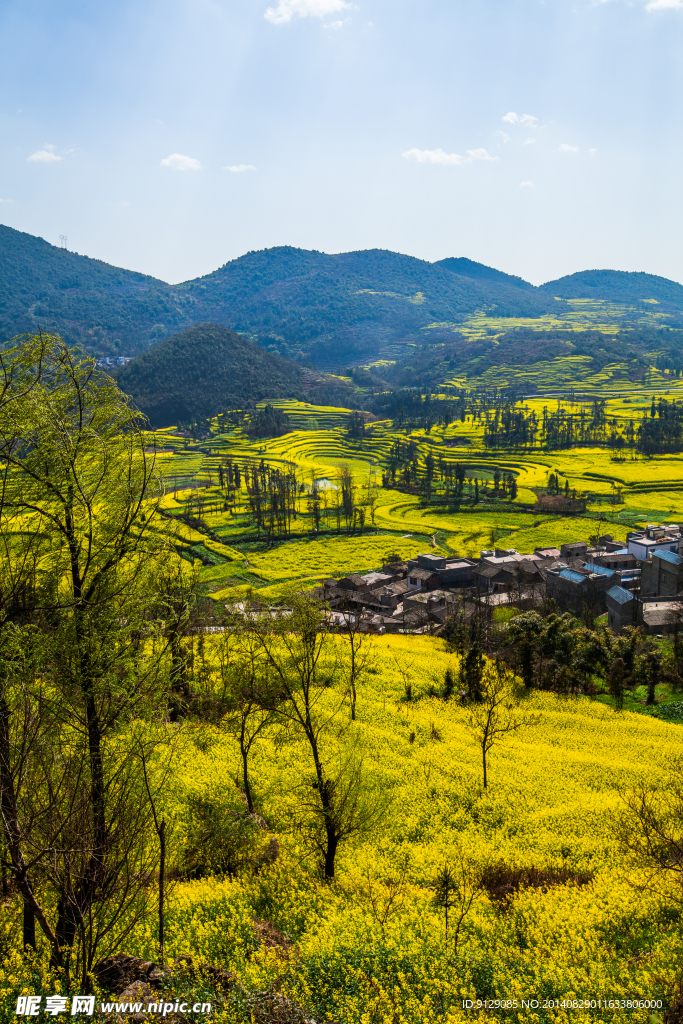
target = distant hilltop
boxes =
[2,224,682,366]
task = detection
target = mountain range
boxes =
[3,223,683,368]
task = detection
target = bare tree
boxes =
[615,757,683,907]
[355,854,410,941]
[432,848,486,950]
[337,600,373,721]
[246,592,385,879]
[466,661,537,788]
[211,625,281,814]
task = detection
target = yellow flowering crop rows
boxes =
[3,636,682,1020]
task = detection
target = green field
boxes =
[144,366,683,596]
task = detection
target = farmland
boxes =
[5,633,683,1022]
[146,364,683,597]
[134,635,683,1021]
[5,334,683,1024]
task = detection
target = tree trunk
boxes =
[240,727,254,813]
[23,897,35,950]
[158,820,166,963]
[323,827,339,880]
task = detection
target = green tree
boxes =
[506,612,546,688]
[0,334,174,986]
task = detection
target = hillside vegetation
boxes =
[0,224,192,355]
[540,268,683,304]
[115,323,307,427]
[4,224,682,372]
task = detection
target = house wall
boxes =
[641,558,683,597]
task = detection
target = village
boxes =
[316,522,683,636]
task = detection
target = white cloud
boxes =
[402,146,498,166]
[223,164,256,172]
[646,0,682,9]
[467,147,498,161]
[496,131,510,144]
[519,180,534,188]
[264,0,350,24]
[0,198,14,203]
[403,147,468,166]
[120,201,132,207]
[160,153,202,171]
[28,143,61,163]
[523,137,535,145]
[589,147,598,154]
[502,112,538,128]
[559,143,579,153]
[325,19,344,27]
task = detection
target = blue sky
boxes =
[1,0,681,285]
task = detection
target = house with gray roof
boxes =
[545,562,616,615]
[606,585,636,633]
[641,548,683,598]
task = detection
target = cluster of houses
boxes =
[317,523,683,635]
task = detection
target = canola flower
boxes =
[4,637,680,1022]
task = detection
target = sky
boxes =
[0,0,681,286]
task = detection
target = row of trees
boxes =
[444,593,683,707]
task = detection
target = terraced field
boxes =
[145,371,683,597]
[431,298,675,344]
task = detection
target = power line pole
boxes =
[59,235,67,249]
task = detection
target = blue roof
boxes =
[607,585,634,605]
[583,563,616,577]
[559,569,587,584]
[653,548,683,566]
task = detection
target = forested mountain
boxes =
[177,246,550,365]
[2,224,683,374]
[435,257,534,290]
[115,323,308,427]
[539,269,683,304]
[0,226,548,363]
[0,225,191,355]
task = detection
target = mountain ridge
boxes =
[2,224,682,368]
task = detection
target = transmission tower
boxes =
[59,235,67,249]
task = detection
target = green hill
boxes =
[115,323,309,427]
[0,227,550,363]
[2,224,683,374]
[539,268,683,304]
[178,246,550,365]
[435,256,534,290]
[0,224,191,355]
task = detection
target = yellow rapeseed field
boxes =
[4,637,672,1022]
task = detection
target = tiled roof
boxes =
[342,574,366,586]
[558,569,587,584]
[606,585,634,605]
[653,548,683,566]
[583,563,616,577]
[383,580,411,596]
[475,565,511,579]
